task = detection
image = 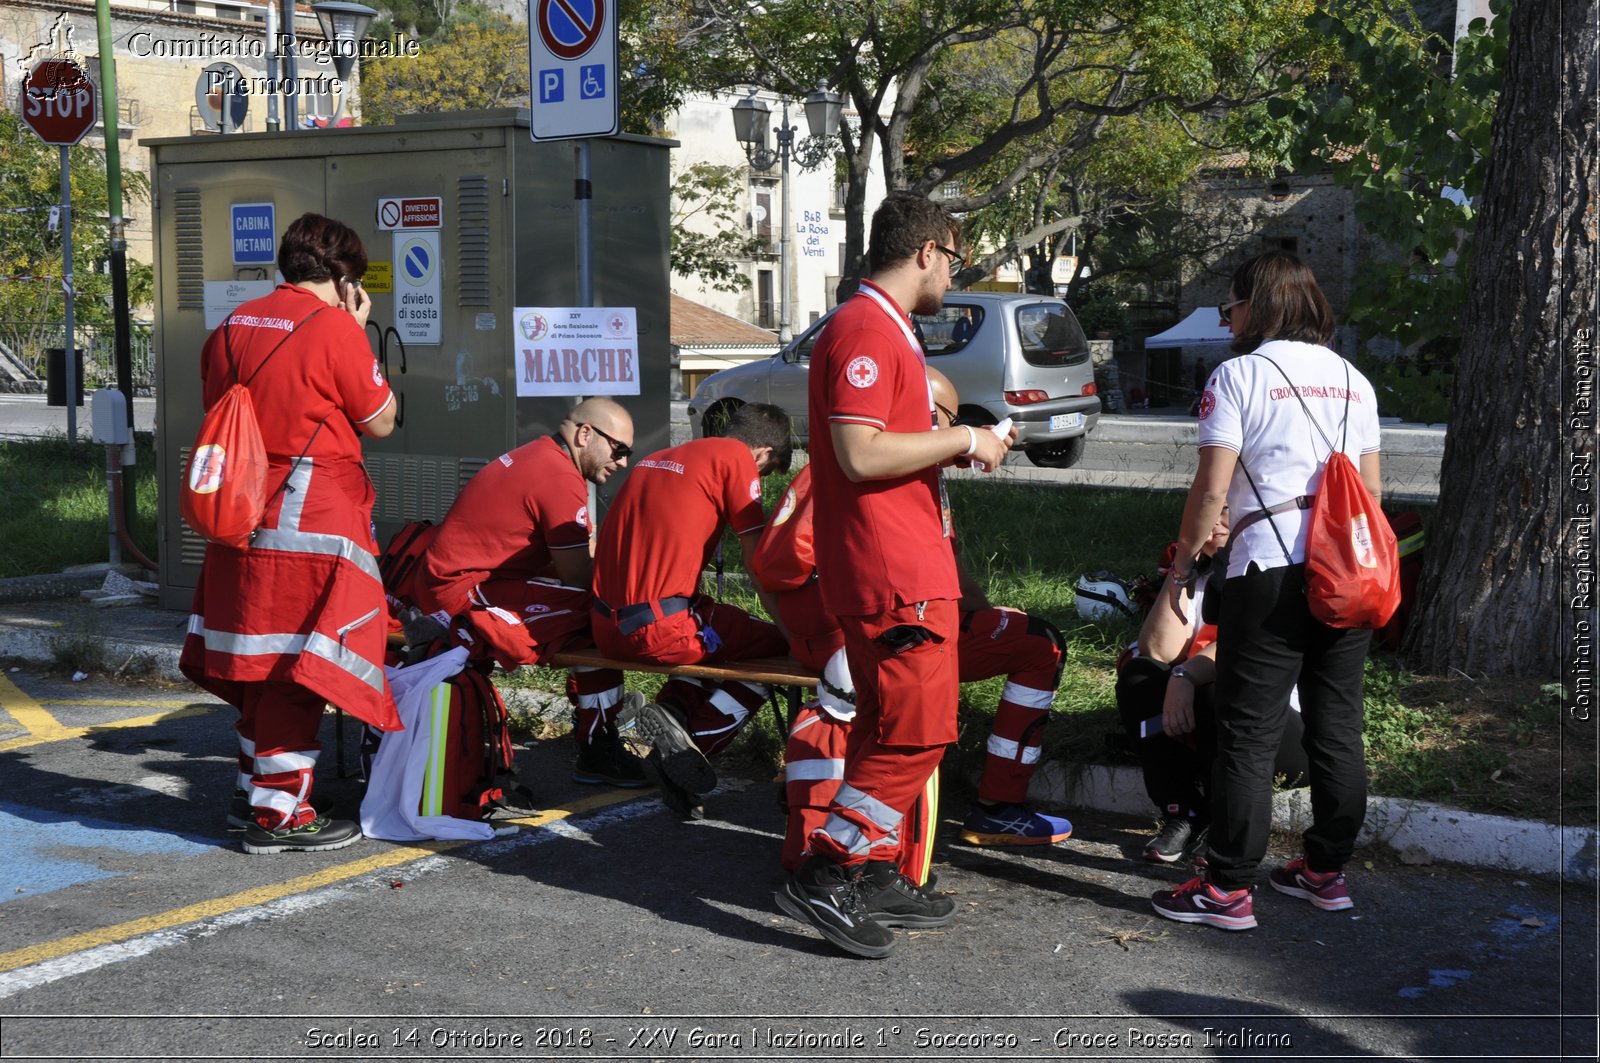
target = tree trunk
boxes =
[1405,0,1598,677]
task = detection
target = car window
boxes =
[786,318,830,364]
[1015,304,1089,368]
[914,305,985,358]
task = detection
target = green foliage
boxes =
[0,433,158,578]
[1264,0,1508,354]
[359,9,529,124]
[670,163,765,293]
[1356,351,1455,423]
[0,109,153,330]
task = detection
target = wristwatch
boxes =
[1171,664,1194,683]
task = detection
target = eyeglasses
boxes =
[1219,298,1247,325]
[933,243,967,277]
[583,423,631,461]
[933,401,958,427]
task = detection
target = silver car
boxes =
[688,291,1100,467]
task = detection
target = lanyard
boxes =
[857,282,925,365]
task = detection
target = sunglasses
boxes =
[1219,297,1247,325]
[934,243,967,277]
[583,423,631,461]
[933,401,958,426]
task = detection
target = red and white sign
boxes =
[20,59,97,146]
[376,197,442,231]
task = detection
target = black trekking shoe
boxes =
[572,732,648,788]
[774,857,896,959]
[634,701,717,794]
[860,861,956,928]
[642,749,704,820]
[1144,817,1194,863]
[242,815,361,854]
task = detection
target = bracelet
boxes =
[1169,567,1196,588]
[961,424,978,457]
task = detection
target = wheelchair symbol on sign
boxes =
[581,64,605,99]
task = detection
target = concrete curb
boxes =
[1030,761,1597,884]
[1095,415,1445,456]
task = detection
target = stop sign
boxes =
[20,59,97,146]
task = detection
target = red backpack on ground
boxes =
[377,519,437,615]
[1241,356,1401,630]
[363,659,530,821]
[181,309,324,548]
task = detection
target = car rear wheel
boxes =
[1025,434,1086,469]
[701,399,744,438]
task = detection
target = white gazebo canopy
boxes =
[1144,307,1234,348]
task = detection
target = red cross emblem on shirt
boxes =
[846,356,879,388]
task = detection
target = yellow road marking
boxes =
[37,698,215,709]
[0,675,221,752]
[0,789,640,975]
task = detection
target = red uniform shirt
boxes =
[413,435,591,616]
[807,281,957,616]
[592,437,765,606]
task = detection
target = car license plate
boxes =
[1050,412,1083,431]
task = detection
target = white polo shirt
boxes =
[1197,340,1381,577]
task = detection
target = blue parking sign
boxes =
[231,203,276,265]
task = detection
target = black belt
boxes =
[594,595,692,636]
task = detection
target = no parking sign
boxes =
[528,0,617,141]
[394,231,441,345]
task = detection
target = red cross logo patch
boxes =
[1198,388,1217,420]
[846,356,879,389]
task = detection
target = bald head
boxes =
[927,367,959,428]
[563,398,634,484]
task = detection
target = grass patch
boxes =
[0,432,159,577]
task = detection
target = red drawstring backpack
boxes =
[1238,356,1401,630]
[181,310,324,548]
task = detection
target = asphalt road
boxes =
[0,665,1591,1062]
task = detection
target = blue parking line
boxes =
[0,802,216,903]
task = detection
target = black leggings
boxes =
[1115,656,1309,824]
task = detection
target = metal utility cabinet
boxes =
[147,110,673,609]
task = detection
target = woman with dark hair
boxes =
[1149,250,1383,930]
[181,213,400,854]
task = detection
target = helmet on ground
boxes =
[816,647,856,721]
[1075,573,1135,621]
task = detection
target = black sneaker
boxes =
[774,857,897,959]
[642,749,704,820]
[226,788,252,831]
[572,732,648,788]
[242,815,362,854]
[633,701,717,794]
[860,861,956,928]
[1144,817,1194,863]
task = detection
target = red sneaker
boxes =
[1152,875,1257,931]
[1269,856,1354,911]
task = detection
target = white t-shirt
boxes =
[1197,340,1381,577]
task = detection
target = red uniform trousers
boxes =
[234,680,328,830]
[783,606,1061,870]
[592,595,788,756]
[958,608,1065,805]
[808,599,959,868]
[444,578,627,745]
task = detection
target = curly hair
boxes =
[867,191,962,274]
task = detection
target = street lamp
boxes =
[312,1,377,126]
[732,86,843,341]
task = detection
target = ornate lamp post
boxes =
[731,86,843,341]
[312,1,377,126]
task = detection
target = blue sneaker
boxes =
[959,802,1073,846]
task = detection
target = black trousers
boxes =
[1206,562,1371,891]
[1116,656,1308,823]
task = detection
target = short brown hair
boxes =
[867,191,961,274]
[724,402,794,475]
[278,213,368,286]
[1228,250,1336,353]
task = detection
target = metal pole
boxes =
[575,141,593,307]
[777,102,793,343]
[281,0,298,129]
[95,0,136,532]
[104,446,121,565]
[60,146,77,445]
[265,0,281,131]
